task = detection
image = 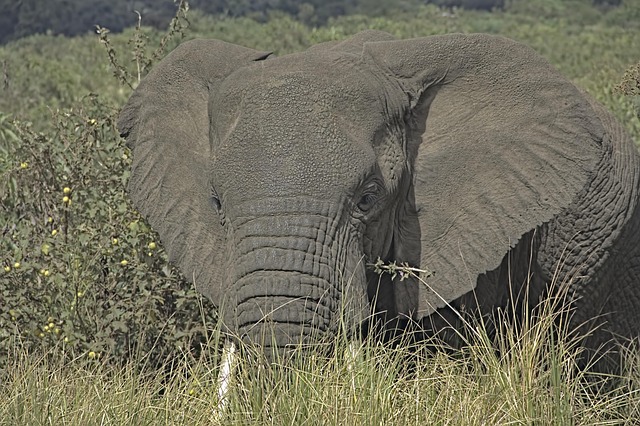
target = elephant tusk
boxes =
[346,341,361,397]
[214,341,237,418]
[346,340,361,371]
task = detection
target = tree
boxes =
[0,0,178,44]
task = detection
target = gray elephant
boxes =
[118,30,640,365]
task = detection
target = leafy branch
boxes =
[617,62,640,97]
[370,257,433,281]
[96,0,190,89]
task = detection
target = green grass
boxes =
[3,297,639,426]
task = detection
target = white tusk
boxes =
[346,340,360,372]
[346,341,361,396]
[214,341,237,418]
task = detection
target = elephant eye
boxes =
[356,190,378,213]
[211,195,222,212]
[210,188,222,213]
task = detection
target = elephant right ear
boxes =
[363,34,605,319]
[118,40,271,305]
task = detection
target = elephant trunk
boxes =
[220,209,370,357]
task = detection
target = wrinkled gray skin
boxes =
[119,31,640,366]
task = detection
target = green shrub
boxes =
[0,95,217,368]
[0,3,216,368]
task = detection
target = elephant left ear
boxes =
[363,34,604,318]
[118,39,271,307]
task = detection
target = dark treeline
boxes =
[0,0,624,45]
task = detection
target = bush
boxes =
[0,3,216,369]
[0,95,217,369]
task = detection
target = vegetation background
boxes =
[1,0,640,424]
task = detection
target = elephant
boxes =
[118,30,640,367]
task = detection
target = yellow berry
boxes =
[64,337,69,343]
[89,118,97,125]
[54,328,61,335]
[48,322,55,329]
[51,229,58,236]
[112,238,118,245]
[62,196,70,203]
[13,262,20,269]
[63,187,71,194]
[3,266,10,272]
[47,217,53,223]
[20,162,28,169]
[77,291,83,298]
[88,351,96,359]
[38,333,45,338]
[43,270,50,277]
[120,259,128,266]
[148,242,156,250]
[148,252,153,257]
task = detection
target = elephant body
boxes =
[119,31,640,365]
[537,100,640,350]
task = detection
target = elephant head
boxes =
[118,31,607,356]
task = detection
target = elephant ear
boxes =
[363,34,604,318]
[118,39,271,305]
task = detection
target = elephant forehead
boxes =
[211,63,382,198]
[213,53,389,143]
